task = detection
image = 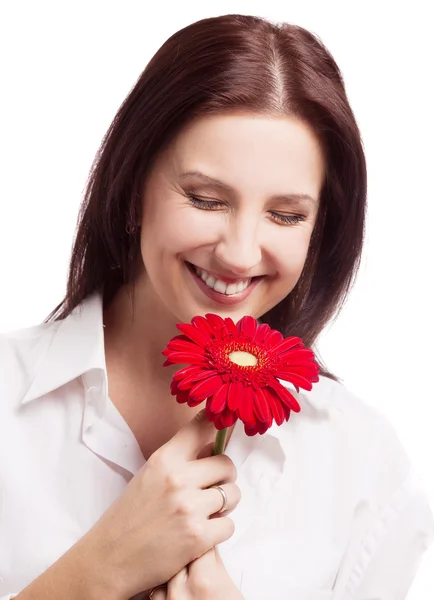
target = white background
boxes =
[1,1,433,596]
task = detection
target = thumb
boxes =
[188,547,219,580]
[165,408,216,461]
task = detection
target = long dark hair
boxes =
[47,14,367,381]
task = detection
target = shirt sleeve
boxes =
[344,467,434,599]
[328,398,434,600]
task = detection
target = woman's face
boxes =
[138,112,325,325]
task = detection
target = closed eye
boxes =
[187,194,307,226]
[269,212,307,225]
[186,194,224,210]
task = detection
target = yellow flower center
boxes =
[228,350,258,367]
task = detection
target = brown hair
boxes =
[48,14,367,381]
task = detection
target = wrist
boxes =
[14,551,122,600]
[64,539,126,600]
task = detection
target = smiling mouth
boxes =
[186,262,262,296]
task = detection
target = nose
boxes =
[214,217,262,276]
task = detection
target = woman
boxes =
[0,13,432,600]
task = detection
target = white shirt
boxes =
[1,293,433,600]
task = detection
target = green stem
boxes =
[212,427,228,455]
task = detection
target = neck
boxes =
[102,280,213,459]
[103,280,180,385]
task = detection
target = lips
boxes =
[186,262,262,305]
[194,265,251,295]
[194,265,251,285]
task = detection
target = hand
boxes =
[70,410,241,599]
[150,547,244,600]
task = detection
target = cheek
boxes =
[173,212,222,249]
[141,208,221,258]
[271,229,312,278]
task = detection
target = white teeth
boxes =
[213,279,227,294]
[225,283,239,295]
[194,266,251,295]
[236,280,246,293]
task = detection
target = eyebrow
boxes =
[179,170,318,206]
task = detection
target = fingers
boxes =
[214,545,224,565]
[166,566,188,599]
[187,547,216,580]
[149,585,167,600]
[196,440,214,460]
[201,482,241,518]
[163,409,216,461]
[188,453,237,489]
[170,565,188,586]
[205,514,236,546]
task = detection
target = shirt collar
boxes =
[22,292,106,404]
[20,291,333,413]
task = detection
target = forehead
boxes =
[160,112,325,199]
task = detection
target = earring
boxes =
[126,221,138,235]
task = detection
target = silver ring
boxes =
[211,484,228,513]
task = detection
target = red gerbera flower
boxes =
[162,313,320,436]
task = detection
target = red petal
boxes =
[281,403,291,422]
[169,334,189,342]
[205,313,225,329]
[207,382,229,415]
[236,315,257,339]
[224,317,238,338]
[177,369,219,390]
[244,419,269,436]
[265,388,286,425]
[237,384,254,423]
[272,336,302,354]
[252,386,272,423]
[189,375,224,403]
[276,365,319,381]
[166,339,207,355]
[205,400,235,426]
[269,380,301,412]
[191,315,214,336]
[161,334,186,355]
[205,397,214,423]
[211,413,228,430]
[163,352,208,366]
[275,361,319,375]
[264,329,284,348]
[176,323,209,347]
[187,394,208,408]
[163,359,174,366]
[274,371,319,392]
[277,348,315,362]
[173,365,203,381]
[275,359,318,372]
[175,390,190,404]
[273,371,315,391]
[215,407,238,428]
[254,323,271,344]
[227,380,243,411]
[275,367,319,385]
